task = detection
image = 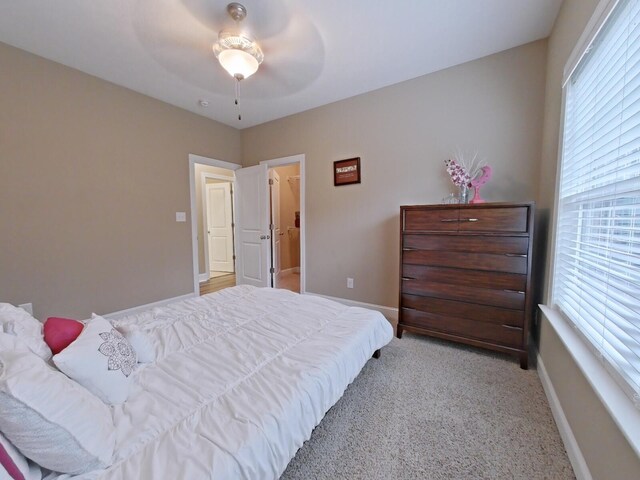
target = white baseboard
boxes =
[198,273,209,283]
[303,292,398,323]
[537,353,592,480]
[103,293,196,320]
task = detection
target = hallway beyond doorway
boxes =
[200,273,235,295]
[278,271,300,293]
[200,271,300,296]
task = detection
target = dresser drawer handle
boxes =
[505,253,527,258]
[502,324,522,331]
[440,218,459,222]
[463,218,479,222]
[503,289,525,295]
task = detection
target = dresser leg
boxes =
[519,352,529,370]
[396,326,403,339]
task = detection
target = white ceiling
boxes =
[0,0,562,128]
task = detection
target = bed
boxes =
[46,285,393,479]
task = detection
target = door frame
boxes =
[260,154,306,294]
[202,172,235,280]
[189,154,241,296]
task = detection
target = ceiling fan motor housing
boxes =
[226,3,247,22]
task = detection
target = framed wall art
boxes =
[333,157,361,186]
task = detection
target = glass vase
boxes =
[459,185,470,204]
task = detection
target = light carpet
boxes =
[281,334,575,480]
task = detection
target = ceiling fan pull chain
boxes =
[234,76,242,121]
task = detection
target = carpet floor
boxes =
[281,334,575,480]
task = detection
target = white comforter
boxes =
[56,286,393,480]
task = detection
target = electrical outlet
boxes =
[176,212,187,222]
[19,303,33,316]
[347,277,354,289]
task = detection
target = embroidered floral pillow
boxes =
[97,328,136,376]
[53,314,137,405]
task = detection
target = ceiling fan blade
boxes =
[133,0,325,99]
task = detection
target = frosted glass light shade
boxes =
[217,49,259,79]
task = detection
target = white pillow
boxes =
[53,314,136,405]
[0,333,114,475]
[0,432,41,480]
[117,326,155,364]
[0,303,51,361]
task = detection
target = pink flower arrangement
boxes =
[445,150,487,188]
[444,158,471,187]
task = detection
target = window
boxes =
[553,0,640,401]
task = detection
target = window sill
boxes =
[539,304,640,458]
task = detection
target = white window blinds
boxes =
[554,0,640,402]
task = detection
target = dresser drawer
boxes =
[401,308,524,347]
[401,294,524,327]
[458,206,529,233]
[404,208,459,232]
[402,250,527,274]
[402,264,527,291]
[402,279,526,310]
[403,234,528,255]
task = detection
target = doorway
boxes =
[269,164,301,293]
[189,154,305,296]
[189,155,240,295]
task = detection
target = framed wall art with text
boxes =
[334,157,361,186]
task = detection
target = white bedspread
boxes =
[55,286,393,480]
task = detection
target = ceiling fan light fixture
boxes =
[216,48,260,79]
[213,4,263,80]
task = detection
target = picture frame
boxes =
[333,157,361,186]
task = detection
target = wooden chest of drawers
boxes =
[398,203,535,369]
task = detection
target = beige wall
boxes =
[243,40,547,307]
[194,164,236,275]
[537,0,640,477]
[0,42,241,319]
[273,164,300,271]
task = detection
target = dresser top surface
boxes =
[401,201,535,210]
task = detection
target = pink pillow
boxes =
[0,432,32,480]
[44,317,84,354]
[0,444,24,480]
[0,443,24,480]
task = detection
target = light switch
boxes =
[176,212,186,222]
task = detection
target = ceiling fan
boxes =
[133,0,325,122]
[213,3,264,120]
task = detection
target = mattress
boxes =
[53,285,393,479]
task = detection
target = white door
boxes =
[206,182,234,273]
[234,164,270,287]
[269,170,282,287]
